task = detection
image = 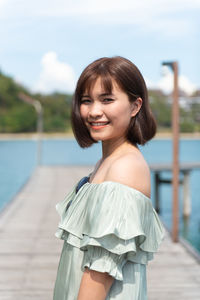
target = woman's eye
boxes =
[80,99,91,104]
[103,98,114,103]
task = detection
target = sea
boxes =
[0,138,200,253]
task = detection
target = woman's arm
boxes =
[77,268,114,300]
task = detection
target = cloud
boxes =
[1,0,199,28]
[0,0,199,40]
[158,71,197,96]
[34,51,197,96]
[2,0,200,18]
[37,0,200,18]
[146,69,197,95]
[0,0,6,7]
[33,52,76,94]
[0,0,9,17]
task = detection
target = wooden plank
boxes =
[0,166,200,300]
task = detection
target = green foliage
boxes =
[179,102,200,133]
[149,90,171,128]
[0,72,37,132]
[149,91,200,133]
[0,72,73,133]
[180,121,195,133]
[0,73,26,108]
[190,103,200,124]
[36,93,72,132]
[0,105,36,132]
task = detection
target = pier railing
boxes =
[150,162,200,239]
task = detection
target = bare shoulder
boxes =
[105,152,151,197]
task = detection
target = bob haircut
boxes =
[71,56,156,148]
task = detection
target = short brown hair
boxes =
[71,56,156,148]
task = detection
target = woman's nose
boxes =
[88,103,103,119]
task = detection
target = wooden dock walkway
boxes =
[0,166,200,300]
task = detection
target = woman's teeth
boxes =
[91,122,108,126]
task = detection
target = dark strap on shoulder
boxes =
[75,176,90,194]
[65,176,90,212]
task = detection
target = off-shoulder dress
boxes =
[53,176,165,300]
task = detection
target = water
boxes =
[0,140,37,210]
[0,138,200,253]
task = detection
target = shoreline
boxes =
[0,132,200,140]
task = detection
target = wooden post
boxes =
[155,172,160,213]
[34,100,43,165]
[183,171,191,218]
[172,61,179,242]
[18,93,43,165]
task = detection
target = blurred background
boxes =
[0,0,200,253]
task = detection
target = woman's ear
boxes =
[131,97,142,117]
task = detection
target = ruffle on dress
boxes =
[55,181,165,280]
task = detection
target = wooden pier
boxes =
[0,166,200,300]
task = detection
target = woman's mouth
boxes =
[89,122,110,129]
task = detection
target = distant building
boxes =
[179,96,200,111]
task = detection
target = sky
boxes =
[0,0,199,95]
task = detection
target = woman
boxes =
[54,56,164,300]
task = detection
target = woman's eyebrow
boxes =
[81,93,113,98]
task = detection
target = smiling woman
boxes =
[72,56,156,148]
[53,56,164,300]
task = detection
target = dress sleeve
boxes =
[55,181,165,280]
[81,245,126,281]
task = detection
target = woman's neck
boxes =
[101,137,137,159]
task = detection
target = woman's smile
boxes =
[89,121,110,130]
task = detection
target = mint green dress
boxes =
[53,178,164,300]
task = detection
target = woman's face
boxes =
[80,77,141,143]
